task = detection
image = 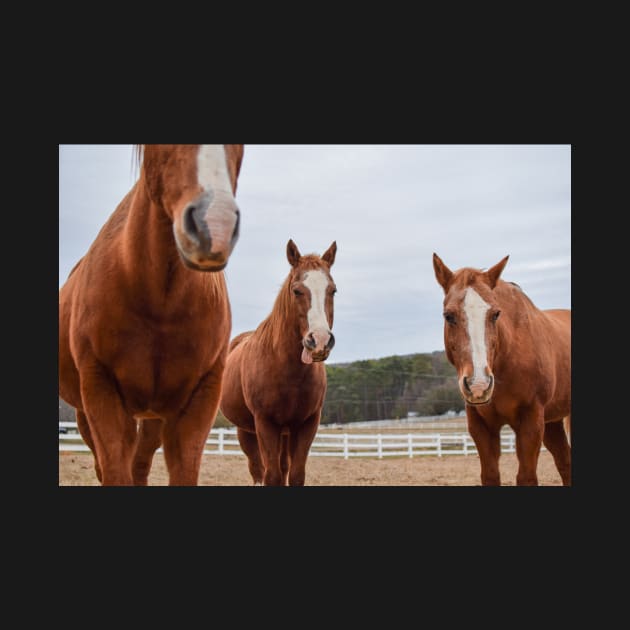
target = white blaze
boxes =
[303,270,331,332]
[195,144,238,251]
[197,145,233,195]
[464,287,490,382]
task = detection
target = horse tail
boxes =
[228,331,253,353]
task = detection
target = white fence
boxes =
[59,422,535,459]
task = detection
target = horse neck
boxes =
[257,285,303,362]
[493,281,543,370]
[119,179,220,311]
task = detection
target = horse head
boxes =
[286,238,337,364]
[139,144,244,271]
[433,252,509,405]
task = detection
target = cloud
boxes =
[59,144,571,363]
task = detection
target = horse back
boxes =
[229,331,254,353]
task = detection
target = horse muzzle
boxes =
[175,192,240,271]
[461,374,494,405]
[301,331,335,364]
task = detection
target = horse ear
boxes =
[433,253,453,292]
[321,241,337,267]
[287,239,301,267]
[486,255,509,289]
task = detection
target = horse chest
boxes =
[473,399,517,426]
[248,373,324,421]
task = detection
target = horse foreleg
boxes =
[514,408,545,486]
[467,407,501,486]
[254,418,284,486]
[543,419,571,486]
[236,428,264,485]
[79,364,138,486]
[286,413,320,486]
[75,409,102,483]
[161,371,223,486]
[132,419,164,485]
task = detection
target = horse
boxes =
[432,253,571,486]
[59,144,244,485]
[219,239,337,486]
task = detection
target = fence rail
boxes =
[59,422,537,459]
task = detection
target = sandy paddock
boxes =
[59,449,566,486]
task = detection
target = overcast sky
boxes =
[59,144,571,364]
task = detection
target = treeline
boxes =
[318,351,462,425]
[59,351,464,428]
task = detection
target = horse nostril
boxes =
[231,209,240,244]
[183,203,198,236]
[305,333,316,349]
[463,376,472,393]
[183,201,212,254]
[326,333,335,350]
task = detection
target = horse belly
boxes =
[544,392,571,423]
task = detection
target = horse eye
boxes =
[444,312,455,324]
[293,288,303,296]
[491,310,501,322]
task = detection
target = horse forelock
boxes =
[444,268,483,304]
[455,267,486,288]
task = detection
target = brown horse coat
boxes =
[433,253,571,486]
[219,239,337,486]
[59,145,244,485]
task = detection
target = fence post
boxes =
[218,428,224,454]
[343,433,349,460]
[408,433,413,458]
[377,434,382,459]
[437,434,442,457]
[463,434,468,456]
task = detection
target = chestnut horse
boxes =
[59,144,244,485]
[219,239,337,486]
[433,253,571,486]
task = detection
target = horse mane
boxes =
[495,278,539,311]
[256,254,328,350]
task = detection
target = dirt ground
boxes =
[58,449,566,486]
